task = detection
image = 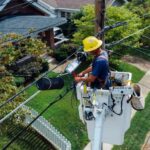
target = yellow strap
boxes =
[123,80,132,85]
[93,93,96,105]
[83,84,87,94]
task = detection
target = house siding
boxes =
[0,0,46,18]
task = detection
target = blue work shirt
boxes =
[91,51,110,89]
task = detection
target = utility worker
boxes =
[74,36,110,89]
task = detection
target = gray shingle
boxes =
[0,15,67,36]
[0,0,6,6]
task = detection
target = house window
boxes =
[67,12,71,18]
[61,11,65,17]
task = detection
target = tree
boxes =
[72,5,142,49]
[105,6,142,47]
[0,33,49,119]
[125,0,150,48]
[0,33,47,65]
[72,4,95,45]
[0,66,24,119]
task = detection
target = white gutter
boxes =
[56,7,80,12]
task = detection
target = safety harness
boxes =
[92,51,110,89]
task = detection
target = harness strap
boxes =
[96,54,109,88]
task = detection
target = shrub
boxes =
[40,61,49,73]
[54,43,77,62]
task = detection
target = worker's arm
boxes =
[78,66,92,77]
[75,74,96,83]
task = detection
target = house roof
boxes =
[42,0,95,10]
[0,0,11,11]
[0,0,6,6]
[0,15,67,36]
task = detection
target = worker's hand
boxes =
[78,72,84,77]
[74,77,82,83]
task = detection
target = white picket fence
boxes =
[23,105,71,150]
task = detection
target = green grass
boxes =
[26,61,145,150]
[113,93,150,150]
[110,60,145,82]
[0,123,54,150]
[27,72,89,150]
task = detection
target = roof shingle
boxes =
[0,16,67,36]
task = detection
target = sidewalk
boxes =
[142,132,150,150]
[84,70,150,150]
[41,54,73,73]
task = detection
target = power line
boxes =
[0,91,40,124]
[106,12,150,24]
[0,21,126,46]
[0,19,66,45]
[136,47,150,52]
[142,35,150,40]
[0,51,77,109]
[106,25,150,47]
[2,87,71,150]
[121,44,150,57]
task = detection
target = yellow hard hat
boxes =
[83,36,102,52]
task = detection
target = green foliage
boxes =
[27,72,89,150]
[106,6,142,47]
[41,60,49,73]
[72,4,95,45]
[0,33,47,65]
[125,0,150,48]
[53,43,77,61]
[0,33,49,118]
[0,123,52,149]
[0,74,25,118]
[72,5,142,48]
[15,77,25,87]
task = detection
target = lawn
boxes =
[113,93,150,150]
[26,71,89,150]
[110,60,145,83]
[0,60,145,150]
[0,123,54,150]
[26,60,145,150]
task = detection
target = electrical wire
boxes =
[106,12,150,24]
[0,19,127,46]
[135,47,150,52]
[142,35,150,40]
[2,87,72,150]
[106,25,150,47]
[0,20,67,45]
[0,51,77,109]
[122,44,150,57]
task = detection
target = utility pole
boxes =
[95,0,105,48]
